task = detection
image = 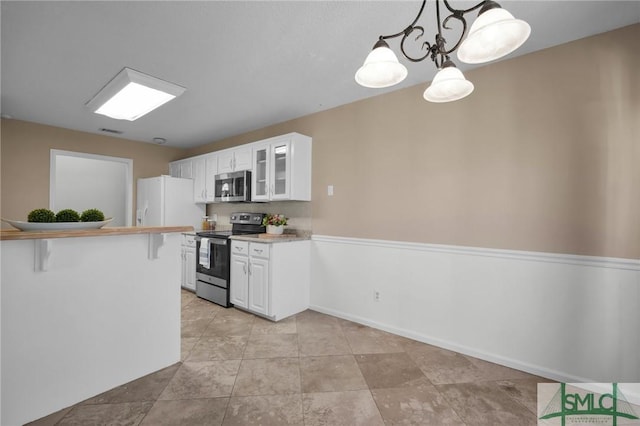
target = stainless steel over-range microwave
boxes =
[214,170,251,202]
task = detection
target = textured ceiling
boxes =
[2,1,639,148]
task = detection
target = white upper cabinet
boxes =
[169,159,193,179]
[217,146,252,174]
[192,153,217,203]
[170,132,311,203]
[193,156,206,203]
[205,155,218,202]
[251,133,311,202]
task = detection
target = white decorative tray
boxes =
[2,218,113,231]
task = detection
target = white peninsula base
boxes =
[1,229,185,425]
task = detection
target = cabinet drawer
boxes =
[183,234,196,247]
[231,240,249,255]
[249,243,270,259]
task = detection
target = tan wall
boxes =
[2,25,637,258]
[0,119,184,226]
[187,24,640,259]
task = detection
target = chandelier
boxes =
[355,0,531,103]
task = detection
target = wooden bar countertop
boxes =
[0,226,194,241]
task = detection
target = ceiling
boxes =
[2,1,639,149]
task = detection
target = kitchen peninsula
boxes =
[0,225,191,425]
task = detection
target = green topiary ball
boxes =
[55,209,80,222]
[80,208,105,222]
[27,208,56,223]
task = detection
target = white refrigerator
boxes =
[136,175,205,229]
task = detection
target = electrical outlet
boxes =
[374,290,381,302]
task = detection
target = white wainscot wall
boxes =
[310,235,640,383]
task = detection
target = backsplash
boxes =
[206,201,311,234]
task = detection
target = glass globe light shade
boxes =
[355,40,408,88]
[423,66,474,103]
[457,7,531,64]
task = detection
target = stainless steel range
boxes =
[195,212,265,307]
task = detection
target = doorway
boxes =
[50,150,133,226]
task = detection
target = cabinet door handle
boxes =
[243,264,247,275]
[248,263,252,276]
[254,249,263,254]
[236,246,244,252]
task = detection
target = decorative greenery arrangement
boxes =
[27,208,56,223]
[55,209,81,222]
[27,208,106,223]
[80,208,105,222]
[262,213,288,227]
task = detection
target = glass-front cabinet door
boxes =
[252,144,270,201]
[271,141,290,200]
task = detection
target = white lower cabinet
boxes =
[230,239,310,321]
[181,234,197,291]
[230,252,249,307]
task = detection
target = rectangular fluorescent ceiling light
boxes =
[85,67,186,121]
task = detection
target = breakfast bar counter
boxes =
[0,225,192,240]
[1,226,191,425]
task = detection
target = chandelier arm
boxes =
[379,0,428,41]
[399,28,432,63]
[439,13,468,54]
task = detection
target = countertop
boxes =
[230,233,311,243]
[0,226,194,241]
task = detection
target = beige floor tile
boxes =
[215,307,257,322]
[300,355,368,393]
[181,290,198,307]
[467,356,536,381]
[181,302,220,320]
[203,316,255,337]
[83,363,181,404]
[187,335,248,361]
[243,333,298,358]
[251,316,297,335]
[57,402,153,426]
[356,352,431,389]
[298,331,352,356]
[371,383,466,425]
[181,337,200,361]
[437,381,537,425]
[295,310,342,334]
[223,394,303,426]
[181,318,213,338]
[344,328,405,354]
[495,377,552,414]
[159,360,241,400]
[408,345,488,384]
[302,390,385,426]
[232,358,301,396]
[140,398,228,426]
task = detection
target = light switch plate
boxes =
[327,185,334,196]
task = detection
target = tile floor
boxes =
[29,290,548,425]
